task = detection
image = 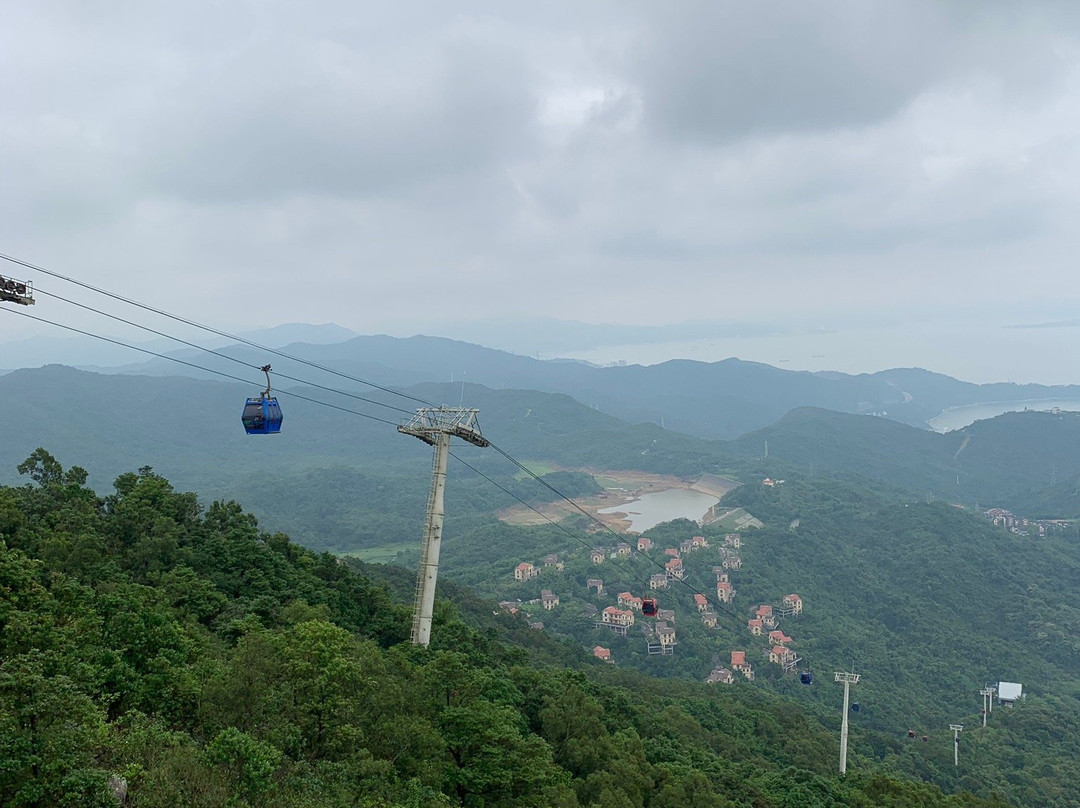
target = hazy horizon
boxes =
[4,313,1080,389]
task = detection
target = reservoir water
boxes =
[597,488,719,534]
[928,399,1080,432]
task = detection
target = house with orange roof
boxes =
[747,618,763,636]
[593,646,612,663]
[769,645,796,665]
[665,557,685,579]
[601,606,634,627]
[694,593,708,612]
[637,537,654,552]
[730,650,755,680]
[691,535,709,549]
[768,629,793,645]
[514,562,538,581]
[664,548,681,558]
[783,594,803,615]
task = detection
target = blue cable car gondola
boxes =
[851,702,860,713]
[799,669,813,685]
[642,598,657,617]
[242,364,283,435]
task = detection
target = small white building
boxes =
[998,681,1023,706]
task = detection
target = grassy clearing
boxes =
[342,543,416,564]
[512,461,557,480]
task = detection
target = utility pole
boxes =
[834,671,861,774]
[980,686,996,727]
[398,407,488,647]
[950,724,964,766]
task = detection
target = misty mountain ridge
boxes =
[0,321,358,372]
[64,331,1080,439]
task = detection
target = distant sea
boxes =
[927,399,1080,433]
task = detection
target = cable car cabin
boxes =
[641,598,657,617]
[851,702,860,713]
[242,364,282,435]
[907,730,916,739]
[799,670,813,685]
[242,396,283,434]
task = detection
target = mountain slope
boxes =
[0,463,1006,808]
[729,407,1080,514]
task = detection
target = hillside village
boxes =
[982,507,1071,536]
[498,480,809,684]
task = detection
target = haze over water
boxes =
[555,320,1080,387]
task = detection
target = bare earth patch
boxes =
[496,468,731,534]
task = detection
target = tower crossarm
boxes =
[398,407,488,447]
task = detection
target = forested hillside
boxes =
[0,367,738,491]
[730,407,1080,517]
[6,366,1080,565]
[0,451,1008,807]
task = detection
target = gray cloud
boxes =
[632,2,948,142]
[3,0,1080,385]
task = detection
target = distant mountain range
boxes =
[4,362,1080,526]
[74,332,1080,438]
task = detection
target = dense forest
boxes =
[0,450,1013,807]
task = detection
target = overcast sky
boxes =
[3,2,1080,382]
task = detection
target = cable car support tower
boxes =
[834,670,861,775]
[399,407,488,646]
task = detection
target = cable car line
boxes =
[6,267,746,626]
[0,251,437,408]
[31,285,416,417]
[0,307,399,427]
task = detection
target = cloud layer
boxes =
[3,1,1080,364]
